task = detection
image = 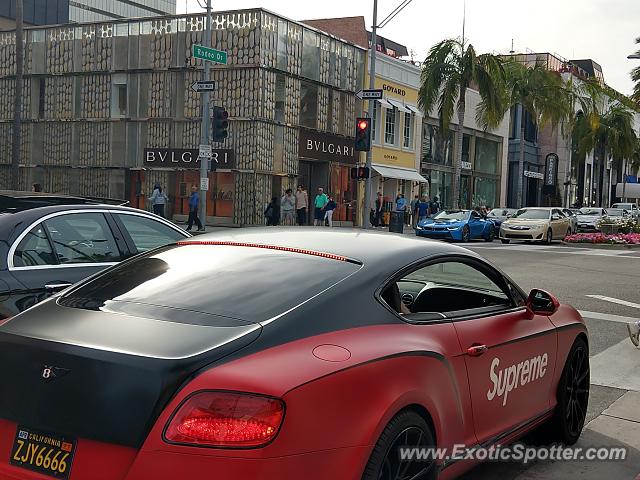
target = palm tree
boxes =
[574,104,637,202]
[418,39,506,209]
[504,61,572,207]
[632,37,640,105]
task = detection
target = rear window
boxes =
[58,244,360,323]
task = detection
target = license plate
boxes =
[9,426,76,479]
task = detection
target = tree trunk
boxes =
[622,158,627,202]
[452,93,465,209]
[11,0,23,190]
[516,105,526,208]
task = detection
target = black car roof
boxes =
[0,204,161,242]
[190,227,479,268]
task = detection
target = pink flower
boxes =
[565,232,640,245]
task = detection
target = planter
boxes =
[599,223,619,235]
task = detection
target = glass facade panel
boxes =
[475,138,499,174]
[300,81,318,129]
[423,124,453,165]
[275,74,285,123]
[473,177,498,209]
[277,19,288,72]
[302,29,320,81]
[427,170,453,209]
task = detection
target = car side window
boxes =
[387,261,514,318]
[44,213,122,264]
[13,224,57,267]
[115,214,185,253]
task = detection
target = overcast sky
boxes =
[178,0,639,95]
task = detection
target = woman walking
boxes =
[148,182,169,218]
[323,195,338,227]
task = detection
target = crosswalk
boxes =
[466,243,640,259]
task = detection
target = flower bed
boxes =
[565,233,640,245]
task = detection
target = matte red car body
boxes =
[0,233,588,480]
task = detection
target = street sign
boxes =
[524,170,544,180]
[198,144,212,158]
[192,44,228,65]
[191,81,215,93]
[356,89,384,100]
[200,177,209,191]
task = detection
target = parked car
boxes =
[499,207,572,244]
[0,203,190,318]
[416,209,496,242]
[603,208,631,222]
[0,229,589,480]
[561,208,578,234]
[576,207,607,232]
[487,208,517,228]
[611,202,639,221]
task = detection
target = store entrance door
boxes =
[299,160,329,225]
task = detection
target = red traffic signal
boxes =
[355,117,372,152]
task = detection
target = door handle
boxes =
[44,282,73,291]
[467,344,489,357]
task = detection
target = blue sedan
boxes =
[416,210,496,242]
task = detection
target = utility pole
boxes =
[198,0,212,229]
[11,0,23,190]
[362,0,378,229]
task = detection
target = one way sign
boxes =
[191,81,216,93]
[356,89,383,100]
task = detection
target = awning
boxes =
[372,165,428,183]
[406,104,421,115]
[387,98,410,113]
[376,98,393,108]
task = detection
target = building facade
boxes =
[0,9,365,225]
[0,0,176,29]
[420,89,510,210]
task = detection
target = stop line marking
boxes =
[586,295,640,310]
[579,310,640,323]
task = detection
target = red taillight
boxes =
[164,391,285,448]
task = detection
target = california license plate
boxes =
[9,426,76,479]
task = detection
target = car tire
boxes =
[565,228,571,240]
[362,410,437,480]
[545,229,553,245]
[461,225,470,242]
[501,239,510,244]
[542,337,590,445]
[485,226,495,242]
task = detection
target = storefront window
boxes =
[277,19,288,72]
[302,29,320,81]
[403,112,413,149]
[475,138,499,174]
[423,124,453,165]
[427,170,453,209]
[461,134,470,164]
[385,107,396,145]
[473,177,498,209]
[329,163,357,223]
[300,81,318,129]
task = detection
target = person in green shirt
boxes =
[313,187,329,226]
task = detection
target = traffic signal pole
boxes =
[198,0,212,229]
[362,0,378,229]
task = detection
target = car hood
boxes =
[502,218,549,226]
[421,218,465,226]
[577,215,601,222]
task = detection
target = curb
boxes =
[561,241,640,250]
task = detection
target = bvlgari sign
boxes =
[298,129,357,164]
[144,148,235,170]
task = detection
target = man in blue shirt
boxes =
[186,185,204,231]
[417,195,430,224]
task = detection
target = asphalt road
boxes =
[447,240,640,480]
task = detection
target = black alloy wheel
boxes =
[565,229,571,240]
[461,225,470,242]
[546,337,590,445]
[485,226,495,242]
[362,411,437,480]
[501,238,510,244]
[545,229,553,245]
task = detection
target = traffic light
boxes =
[354,117,371,152]
[350,166,370,180]
[212,106,229,142]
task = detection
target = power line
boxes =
[378,0,413,29]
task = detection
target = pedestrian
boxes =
[31,183,42,192]
[628,321,640,347]
[280,188,296,225]
[373,192,384,227]
[148,182,169,218]
[395,193,407,213]
[265,196,280,226]
[417,195,430,224]
[186,185,204,231]
[430,196,440,216]
[411,194,419,228]
[323,195,338,227]
[313,187,328,226]
[295,184,308,226]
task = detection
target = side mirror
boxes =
[526,289,560,315]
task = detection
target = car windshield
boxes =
[612,204,634,210]
[434,210,469,221]
[578,208,603,215]
[606,209,627,217]
[488,209,505,217]
[511,209,549,220]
